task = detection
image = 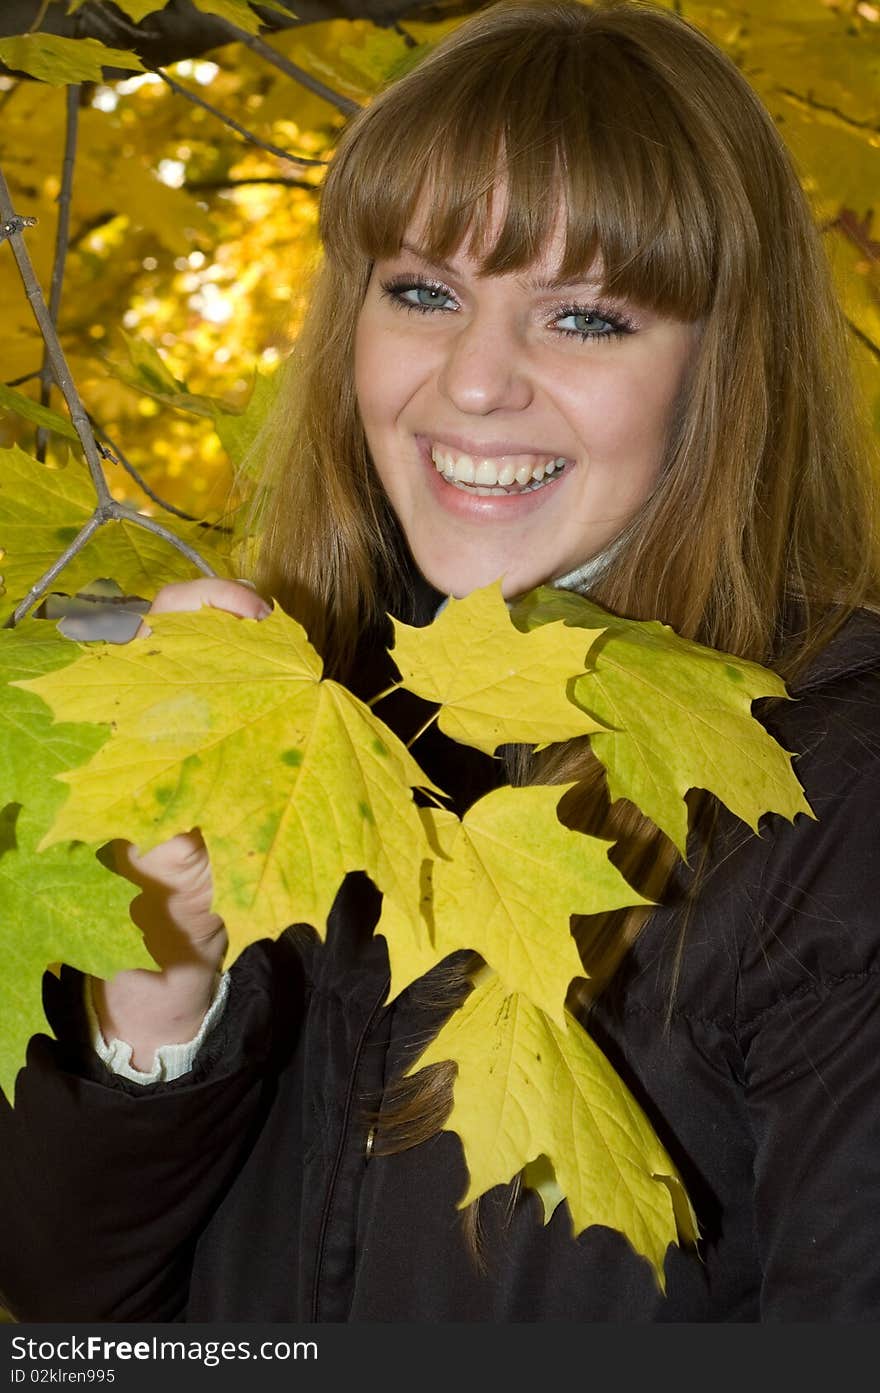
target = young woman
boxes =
[3,0,880,1323]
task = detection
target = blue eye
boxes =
[381,278,456,313]
[555,308,631,342]
[408,285,453,309]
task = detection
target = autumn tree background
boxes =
[0,0,877,532]
[0,0,877,1325]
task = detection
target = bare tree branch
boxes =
[0,167,111,507]
[151,67,328,168]
[212,21,362,116]
[4,370,41,388]
[185,175,317,192]
[846,318,880,364]
[776,85,880,135]
[36,82,79,463]
[4,513,104,628]
[0,163,218,623]
[91,421,231,532]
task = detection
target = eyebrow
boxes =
[398,241,606,293]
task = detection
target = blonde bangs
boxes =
[320,3,717,321]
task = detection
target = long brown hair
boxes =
[247,0,880,1151]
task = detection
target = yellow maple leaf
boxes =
[21,607,435,961]
[513,587,812,853]
[391,582,606,755]
[386,788,650,1025]
[411,971,699,1289]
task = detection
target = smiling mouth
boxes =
[430,443,570,496]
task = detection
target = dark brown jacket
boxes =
[4,612,880,1322]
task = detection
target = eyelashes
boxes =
[378,273,636,343]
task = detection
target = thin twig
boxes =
[3,496,218,628]
[185,175,317,193]
[27,0,51,33]
[4,513,104,627]
[217,23,361,116]
[846,317,880,363]
[0,163,217,623]
[37,83,79,462]
[91,424,204,524]
[0,165,111,507]
[776,85,880,134]
[112,503,219,574]
[151,68,328,168]
[390,21,419,48]
[4,370,41,388]
[92,421,231,532]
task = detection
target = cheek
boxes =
[354,315,413,431]
[593,353,692,461]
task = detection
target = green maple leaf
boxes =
[105,338,282,472]
[0,34,144,85]
[384,789,649,1025]
[0,385,79,445]
[213,368,283,474]
[0,445,234,618]
[106,334,221,420]
[512,587,812,853]
[411,970,698,1289]
[23,607,436,962]
[391,582,606,755]
[0,624,150,1102]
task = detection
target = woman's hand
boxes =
[90,577,271,1070]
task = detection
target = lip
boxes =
[415,436,572,518]
[416,431,572,461]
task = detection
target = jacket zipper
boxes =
[309,976,390,1322]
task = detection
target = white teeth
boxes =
[430,444,568,491]
[474,459,497,486]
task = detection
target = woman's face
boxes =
[354,219,701,599]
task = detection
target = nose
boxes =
[437,313,534,415]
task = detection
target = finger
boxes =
[113,831,210,888]
[139,578,272,635]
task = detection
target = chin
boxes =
[419,562,547,602]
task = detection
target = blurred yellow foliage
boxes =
[0,1,876,526]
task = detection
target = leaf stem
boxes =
[27,0,51,34]
[366,679,404,707]
[406,707,440,749]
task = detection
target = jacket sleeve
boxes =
[738,670,880,1320]
[0,932,305,1323]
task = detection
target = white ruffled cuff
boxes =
[85,972,230,1084]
